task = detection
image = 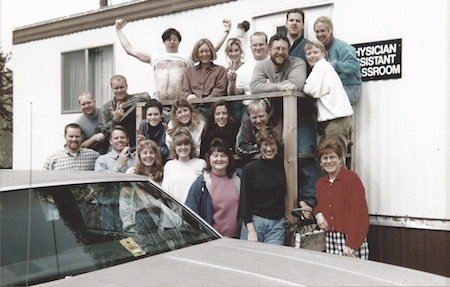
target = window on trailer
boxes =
[61,45,113,113]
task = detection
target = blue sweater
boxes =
[327,38,362,86]
[185,170,241,225]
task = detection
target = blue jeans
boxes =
[240,215,285,245]
[297,123,317,207]
[344,84,361,104]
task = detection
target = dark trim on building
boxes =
[368,225,450,278]
[13,0,234,45]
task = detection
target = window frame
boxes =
[61,45,114,114]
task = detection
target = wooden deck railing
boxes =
[136,92,314,225]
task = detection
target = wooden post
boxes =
[283,92,298,227]
[137,92,304,245]
[135,104,143,148]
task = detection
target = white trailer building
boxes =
[11,0,450,276]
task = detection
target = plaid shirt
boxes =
[43,147,99,170]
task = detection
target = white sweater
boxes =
[303,58,353,122]
[162,158,206,203]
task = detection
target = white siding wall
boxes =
[12,0,450,225]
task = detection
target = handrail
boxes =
[136,91,314,226]
[156,91,310,106]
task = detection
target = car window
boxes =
[1,181,218,286]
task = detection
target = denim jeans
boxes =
[297,123,317,207]
[344,84,361,104]
[240,215,285,245]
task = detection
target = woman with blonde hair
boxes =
[165,99,205,155]
[162,129,206,203]
[224,37,245,120]
[313,16,362,104]
[120,140,165,231]
[180,38,227,118]
[303,41,353,163]
[126,140,164,184]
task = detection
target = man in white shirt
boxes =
[228,31,269,121]
[116,19,231,101]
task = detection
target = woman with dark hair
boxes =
[162,129,206,203]
[137,99,169,161]
[200,100,239,158]
[186,138,241,238]
[166,99,205,156]
[240,126,286,245]
[315,139,369,259]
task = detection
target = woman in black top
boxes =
[239,126,286,245]
[137,99,169,162]
[200,100,239,158]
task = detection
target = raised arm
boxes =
[80,133,105,149]
[227,61,244,96]
[115,19,152,64]
[214,19,231,52]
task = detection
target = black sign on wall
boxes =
[352,39,402,81]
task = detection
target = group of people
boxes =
[43,9,369,259]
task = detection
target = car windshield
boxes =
[1,180,219,286]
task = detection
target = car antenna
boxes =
[26,101,33,286]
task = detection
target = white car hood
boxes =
[39,237,449,286]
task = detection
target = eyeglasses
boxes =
[272,47,288,53]
[261,142,276,148]
[321,155,338,162]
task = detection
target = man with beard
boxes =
[43,123,99,170]
[250,33,307,117]
[250,33,316,217]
